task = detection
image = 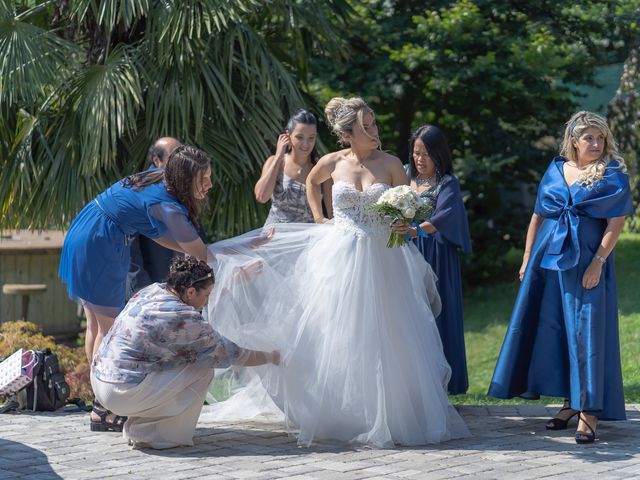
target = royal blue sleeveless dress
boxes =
[489,157,632,420]
[412,175,472,394]
[59,171,198,315]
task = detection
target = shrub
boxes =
[0,321,92,402]
[455,152,538,285]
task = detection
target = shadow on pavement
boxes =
[0,438,63,479]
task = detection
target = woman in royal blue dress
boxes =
[400,125,472,394]
[59,145,212,430]
[488,111,632,444]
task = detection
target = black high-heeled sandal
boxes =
[545,406,579,430]
[575,413,596,444]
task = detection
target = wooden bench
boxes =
[2,284,48,322]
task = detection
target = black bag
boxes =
[26,348,70,411]
[0,348,71,413]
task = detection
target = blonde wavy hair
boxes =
[560,111,627,186]
[324,97,380,147]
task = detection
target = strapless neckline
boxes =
[333,180,391,194]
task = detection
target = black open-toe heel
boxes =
[90,400,127,432]
[545,406,579,430]
[575,413,596,444]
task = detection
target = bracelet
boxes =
[594,255,606,264]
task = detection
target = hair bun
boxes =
[324,97,347,126]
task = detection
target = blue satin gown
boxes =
[488,157,632,420]
[414,175,472,394]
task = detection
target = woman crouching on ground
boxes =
[90,256,280,449]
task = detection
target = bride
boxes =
[206,97,469,447]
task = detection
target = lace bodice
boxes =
[332,181,391,238]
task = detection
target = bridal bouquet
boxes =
[367,185,432,248]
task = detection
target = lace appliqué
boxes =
[332,181,391,239]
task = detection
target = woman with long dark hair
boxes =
[398,125,472,394]
[255,109,332,224]
[59,145,212,430]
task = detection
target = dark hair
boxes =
[166,256,214,297]
[285,109,319,164]
[121,145,211,228]
[147,144,167,165]
[408,125,454,181]
[164,145,211,228]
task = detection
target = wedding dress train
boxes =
[205,181,469,447]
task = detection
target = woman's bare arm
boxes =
[518,213,544,281]
[307,154,337,223]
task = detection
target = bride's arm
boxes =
[307,154,337,223]
[389,155,410,187]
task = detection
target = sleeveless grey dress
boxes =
[264,170,314,225]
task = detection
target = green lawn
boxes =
[452,232,640,405]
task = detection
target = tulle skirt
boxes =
[206,223,469,447]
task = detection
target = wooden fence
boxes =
[0,231,80,338]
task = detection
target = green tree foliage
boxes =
[609,1,640,231]
[311,0,634,281]
[0,0,349,236]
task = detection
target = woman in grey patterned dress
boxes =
[255,110,332,224]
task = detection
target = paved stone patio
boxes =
[1,404,639,479]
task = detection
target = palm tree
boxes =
[0,0,349,236]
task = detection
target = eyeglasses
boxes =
[190,272,213,286]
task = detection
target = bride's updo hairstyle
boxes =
[166,256,214,298]
[325,97,379,146]
[560,111,626,186]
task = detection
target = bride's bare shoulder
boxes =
[376,150,402,165]
[317,149,349,167]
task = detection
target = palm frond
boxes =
[58,45,143,173]
[0,0,350,231]
[0,8,79,106]
[69,0,149,31]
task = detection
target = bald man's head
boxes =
[149,137,181,168]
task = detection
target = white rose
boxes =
[378,192,391,204]
[403,207,416,219]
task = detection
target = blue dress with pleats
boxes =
[412,175,472,394]
[488,157,632,420]
[58,170,197,313]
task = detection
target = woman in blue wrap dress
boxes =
[488,111,632,444]
[59,145,212,431]
[401,125,472,394]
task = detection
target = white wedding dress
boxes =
[205,181,470,447]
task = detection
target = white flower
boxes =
[403,207,416,219]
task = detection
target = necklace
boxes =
[415,175,436,187]
[348,151,371,168]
